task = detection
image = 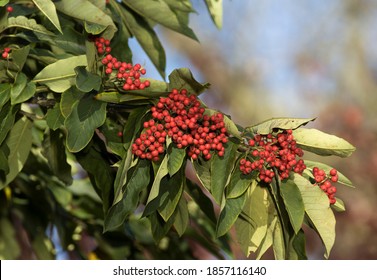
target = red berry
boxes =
[329,168,337,176]
[117,131,123,137]
[6,6,13,13]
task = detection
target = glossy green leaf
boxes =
[226,160,254,199]
[33,55,87,92]
[293,174,336,259]
[45,103,65,130]
[60,87,85,118]
[279,180,305,234]
[168,68,210,94]
[293,128,356,158]
[55,0,117,38]
[216,191,247,237]
[65,94,107,152]
[5,16,55,35]
[84,21,107,35]
[112,148,134,205]
[204,0,223,29]
[248,117,315,135]
[0,102,18,146]
[211,141,238,204]
[104,159,150,232]
[0,84,10,110]
[304,160,354,188]
[10,72,27,103]
[75,66,101,92]
[167,144,186,177]
[173,195,189,236]
[235,184,268,257]
[41,129,72,185]
[11,45,30,71]
[32,0,62,33]
[158,167,185,221]
[11,81,36,105]
[122,7,166,78]
[0,117,33,190]
[123,0,197,41]
[192,157,211,191]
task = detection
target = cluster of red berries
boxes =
[312,167,338,204]
[94,37,150,91]
[131,120,167,162]
[1,47,11,59]
[239,130,306,183]
[132,89,228,161]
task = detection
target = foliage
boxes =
[0,0,355,260]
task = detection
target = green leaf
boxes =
[55,26,87,55]
[248,117,316,135]
[10,72,27,103]
[331,197,346,212]
[74,66,101,92]
[0,84,10,110]
[41,129,72,185]
[149,211,176,243]
[45,103,65,130]
[76,142,115,213]
[55,0,117,38]
[84,21,107,35]
[204,0,223,29]
[33,55,87,92]
[123,0,197,41]
[32,0,62,33]
[185,179,217,224]
[60,87,85,118]
[279,180,305,234]
[0,117,33,190]
[112,148,134,205]
[303,160,355,188]
[192,157,211,191]
[211,141,238,204]
[0,148,9,178]
[11,45,30,71]
[157,171,185,221]
[292,174,336,259]
[168,68,210,94]
[216,191,247,237]
[11,81,36,105]
[105,158,151,231]
[5,16,55,35]
[293,128,356,158]
[235,183,269,257]
[0,102,18,146]
[173,195,189,236]
[122,7,166,78]
[272,219,285,259]
[65,94,107,152]
[226,159,254,199]
[167,144,186,177]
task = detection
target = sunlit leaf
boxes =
[32,0,62,33]
[204,0,223,29]
[248,117,315,135]
[293,128,356,158]
[33,55,87,92]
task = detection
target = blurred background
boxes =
[131,0,377,259]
